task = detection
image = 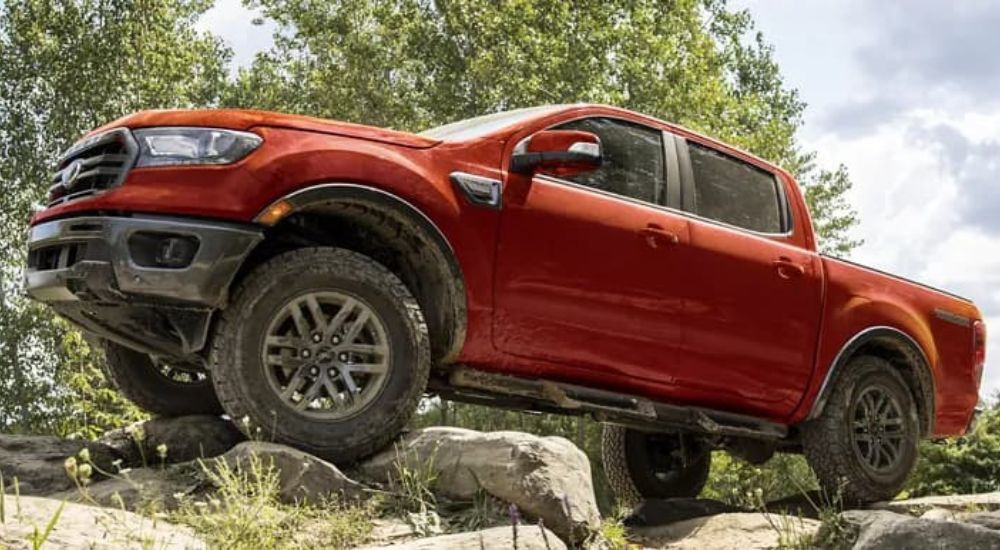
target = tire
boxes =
[209,247,430,463]
[802,355,920,503]
[102,341,223,416]
[602,424,711,507]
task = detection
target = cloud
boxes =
[906,123,1000,236]
[858,2,1000,99]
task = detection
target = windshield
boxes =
[419,105,563,140]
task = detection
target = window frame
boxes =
[674,136,794,237]
[529,115,677,211]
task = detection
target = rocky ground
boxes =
[2,416,1000,548]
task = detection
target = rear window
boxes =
[688,143,784,233]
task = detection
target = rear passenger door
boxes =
[674,138,823,417]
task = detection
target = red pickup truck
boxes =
[25,104,984,503]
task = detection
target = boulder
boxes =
[360,427,600,544]
[629,512,819,549]
[362,525,566,550]
[0,495,204,549]
[46,462,207,511]
[874,492,1000,515]
[831,509,1000,549]
[0,434,122,495]
[100,415,245,466]
[219,441,367,504]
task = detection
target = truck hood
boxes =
[91,109,441,149]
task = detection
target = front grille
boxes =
[48,128,138,205]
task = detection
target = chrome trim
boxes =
[807,325,933,421]
[450,171,502,209]
[934,308,972,328]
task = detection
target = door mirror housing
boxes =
[510,130,602,177]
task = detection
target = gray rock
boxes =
[832,509,1000,549]
[361,427,600,545]
[46,462,207,511]
[874,491,1000,515]
[0,434,123,495]
[219,441,367,504]
[362,525,566,550]
[0,495,204,549]
[629,512,819,549]
[100,415,245,466]
[959,510,1000,530]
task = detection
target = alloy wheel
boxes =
[261,291,391,420]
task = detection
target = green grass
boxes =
[168,454,375,549]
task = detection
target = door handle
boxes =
[773,257,805,279]
[640,223,679,249]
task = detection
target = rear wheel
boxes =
[602,424,711,507]
[802,355,920,503]
[102,341,222,416]
[209,247,430,463]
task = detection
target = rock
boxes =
[629,512,820,549]
[921,507,960,521]
[100,415,245,466]
[219,441,366,504]
[874,492,1000,515]
[46,462,207,511]
[832,509,1000,549]
[0,495,204,549]
[362,525,566,550]
[360,427,600,544]
[0,434,123,495]
[957,510,1000,530]
[624,498,740,527]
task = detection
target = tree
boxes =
[0,0,231,434]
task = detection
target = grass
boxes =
[167,453,375,549]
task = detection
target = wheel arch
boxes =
[808,326,936,436]
[239,183,467,364]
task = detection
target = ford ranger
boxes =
[25,104,985,504]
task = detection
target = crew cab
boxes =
[25,104,985,505]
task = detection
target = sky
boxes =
[198,0,1000,397]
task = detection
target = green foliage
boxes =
[905,405,1000,497]
[0,0,229,434]
[171,454,375,549]
[702,451,818,508]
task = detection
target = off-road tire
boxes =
[209,247,431,463]
[602,424,711,507]
[802,355,920,503]
[102,341,223,416]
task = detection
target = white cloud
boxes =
[196,0,274,72]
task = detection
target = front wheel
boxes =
[602,425,711,507]
[802,355,920,503]
[209,247,431,463]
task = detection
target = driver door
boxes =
[492,117,691,384]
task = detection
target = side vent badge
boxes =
[450,172,502,209]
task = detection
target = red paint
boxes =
[32,105,983,437]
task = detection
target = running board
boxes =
[436,367,788,441]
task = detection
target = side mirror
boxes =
[510,130,602,177]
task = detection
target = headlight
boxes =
[133,127,262,167]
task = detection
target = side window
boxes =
[553,117,664,205]
[687,143,784,233]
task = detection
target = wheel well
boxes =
[234,195,467,365]
[854,338,934,435]
[827,333,936,436]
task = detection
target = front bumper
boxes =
[25,215,262,359]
